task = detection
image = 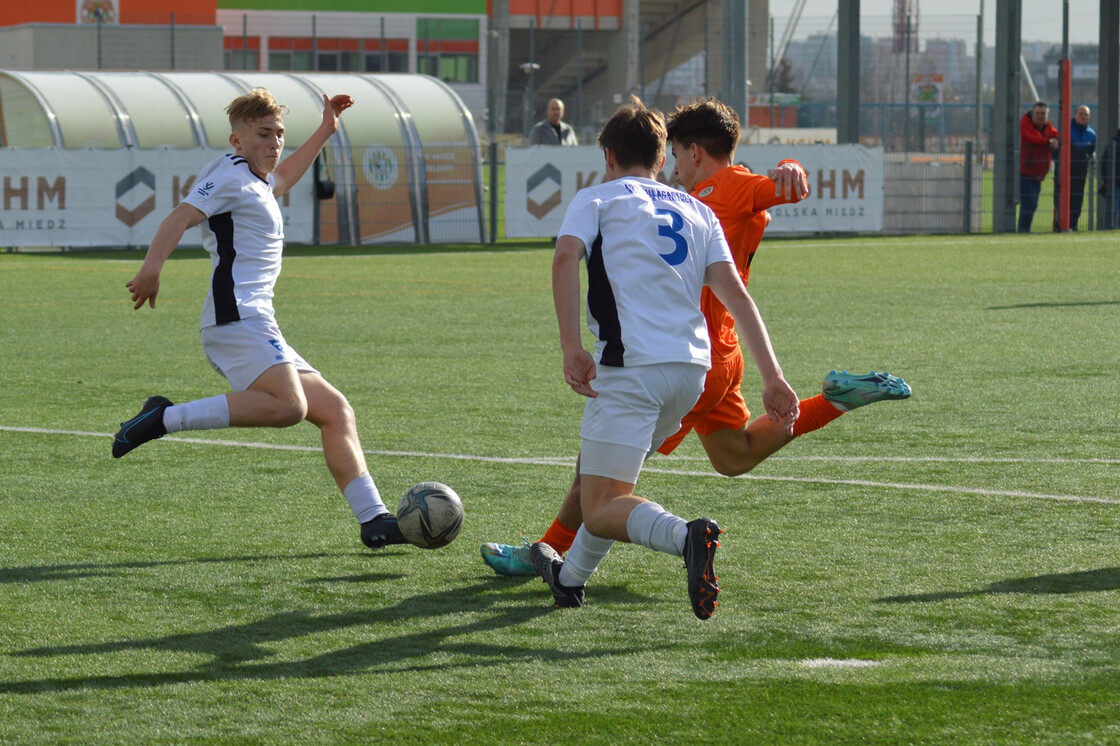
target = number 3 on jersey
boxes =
[654,207,689,266]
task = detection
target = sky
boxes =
[774,1,1102,47]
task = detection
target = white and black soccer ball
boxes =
[396,482,464,549]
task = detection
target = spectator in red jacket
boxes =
[1019,101,1060,232]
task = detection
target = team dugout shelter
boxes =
[0,70,485,247]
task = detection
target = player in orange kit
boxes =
[482,98,911,577]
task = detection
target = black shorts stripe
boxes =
[586,231,625,367]
[209,212,240,325]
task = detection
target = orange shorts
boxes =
[656,352,750,455]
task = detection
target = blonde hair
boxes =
[225,88,288,130]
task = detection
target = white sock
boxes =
[626,501,688,556]
[163,395,230,434]
[558,525,615,587]
[343,473,388,524]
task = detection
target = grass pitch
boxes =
[2,233,1119,744]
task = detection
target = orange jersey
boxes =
[693,162,803,361]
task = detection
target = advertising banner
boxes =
[0,148,313,248]
[504,144,883,237]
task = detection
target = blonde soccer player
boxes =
[113,88,407,552]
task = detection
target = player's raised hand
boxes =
[322,94,354,131]
[768,161,809,201]
[127,269,160,310]
[563,348,598,398]
[761,375,800,435]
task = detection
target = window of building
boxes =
[415,18,479,83]
[417,18,479,42]
[224,37,260,71]
[364,52,408,73]
[267,37,408,73]
[417,53,477,83]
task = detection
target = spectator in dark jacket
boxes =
[1019,101,1060,232]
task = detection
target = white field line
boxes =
[800,658,882,669]
[4,425,1119,506]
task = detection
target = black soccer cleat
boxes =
[530,541,584,608]
[360,512,408,550]
[112,396,173,459]
[683,517,722,620]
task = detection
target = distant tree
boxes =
[774,58,797,94]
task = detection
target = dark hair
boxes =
[597,95,666,171]
[665,98,740,160]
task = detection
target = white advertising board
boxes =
[0,148,313,248]
[504,144,883,237]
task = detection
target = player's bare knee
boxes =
[306,391,355,433]
[324,393,355,430]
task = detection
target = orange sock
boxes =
[539,518,578,554]
[792,393,844,437]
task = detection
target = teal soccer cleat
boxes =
[822,370,912,412]
[480,539,535,576]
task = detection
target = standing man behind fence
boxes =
[528,98,579,146]
[1061,105,1096,231]
[1019,101,1060,233]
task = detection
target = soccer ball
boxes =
[396,482,464,549]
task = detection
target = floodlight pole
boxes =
[992,0,1022,233]
[1056,0,1071,231]
[836,0,860,145]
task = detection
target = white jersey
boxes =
[558,176,733,368]
[183,154,285,329]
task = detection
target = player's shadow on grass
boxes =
[1,577,664,695]
[984,299,1120,311]
[0,553,348,584]
[876,566,1120,604]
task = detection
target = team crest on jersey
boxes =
[196,181,215,197]
[698,186,714,198]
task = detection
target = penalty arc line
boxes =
[3,425,1119,506]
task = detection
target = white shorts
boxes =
[200,315,318,392]
[579,362,706,484]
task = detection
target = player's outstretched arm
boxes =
[705,260,799,432]
[552,235,598,398]
[273,93,354,197]
[127,202,206,310]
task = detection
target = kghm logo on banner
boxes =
[363,145,398,190]
[525,163,561,219]
[115,167,156,227]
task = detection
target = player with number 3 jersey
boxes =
[528,96,799,618]
[483,99,912,606]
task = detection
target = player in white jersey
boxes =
[112,88,408,552]
[531,97,800,619]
